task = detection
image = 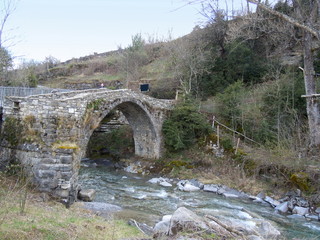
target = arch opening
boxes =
[84,100,159,161]
[86,109,135,160]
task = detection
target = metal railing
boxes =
[0,86,70,106]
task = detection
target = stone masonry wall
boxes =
[0,89,174,201]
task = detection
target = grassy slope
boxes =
[0,174,145,240]
[40,46,172,90]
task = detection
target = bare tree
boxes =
[165,28,211,97]
[247,0,320,148]
[0,0,16,85]
[0,0,16,48]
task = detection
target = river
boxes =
[78,158,320,239]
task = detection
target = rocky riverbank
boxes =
[78,158,320,239]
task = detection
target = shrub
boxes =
[163,98,211,151]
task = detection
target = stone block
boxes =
[54,164,72,172]
[60,171,73,179]
[60,155,73,164]
[40,179,59,189]
[55,189,70,198]
[38,170,56,178]
[42,158,57,164]
[78,189,96,202]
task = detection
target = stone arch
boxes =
[80,97,162,161]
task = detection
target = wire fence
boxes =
[0,87,70,107]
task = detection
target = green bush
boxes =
[163,99,211,151]
[213,68,307,145]
[198,41,268,97]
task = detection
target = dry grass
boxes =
[0,173,145,240]
[163,137,320,198]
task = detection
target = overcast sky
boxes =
[3,0,252,65]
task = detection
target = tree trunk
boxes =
[303,31,320,147]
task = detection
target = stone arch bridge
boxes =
[0,89,174,200]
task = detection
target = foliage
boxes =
[118,33,149,82]
[215,80,246,129]
[212,66,307,146]
[273,0,294,15]
[87,125,134,158]
[11,60,40,87]
[198,41,268,97]
[163,98,211,151]
[260,69,307,145]
[0,116,23,146]
[87,99,106,110]
[0,46,12,84]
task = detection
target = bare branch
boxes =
[0,0,17,48]
[247,0,320,40]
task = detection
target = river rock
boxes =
[148,178,161,184]
[305,214,319,221]
[259,221,281,239]
[315,207,320,214]
[189,179,204,189]
[252,197,268,204]
[148,177,165,184]
[296,198,310,208]
[153,220,170,238]
[128,219,153,236]
[264,196,280,207]
[203,184,219,193]
[257,191,266,199]
[292,206,309,216]
[183,183,200,192]
[148,177,172,187]
[177,180,200,192]
[168,207,208,235]
[82,202,122,218]
[219,218,257,235]
[223,192,239,198]
[160,181,172,187]
[78,189,96,202]
[275,202,289,213]
[162,215,172,222]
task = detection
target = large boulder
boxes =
[168,207,209,235]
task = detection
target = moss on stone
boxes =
[87,99,106,110]
[52,141,79,150]
[290,172,312,192]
